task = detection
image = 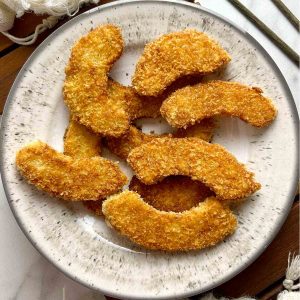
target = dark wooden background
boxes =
[0,1,298,299]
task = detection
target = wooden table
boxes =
[0,1,298,299]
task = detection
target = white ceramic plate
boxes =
[0,0,298,299]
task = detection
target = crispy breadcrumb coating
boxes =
[124,86,163,120]
[161,81,277,128]
[16,141,127,201]
[106,120,215,160]
[64,119,101,158]
[63,119,104,212]
[132,29,231,96]
[129,176,213,212]
[102,191,237,251]
[127,138,261,200]
[106,79,163,120]
[124,75,202,120]
[106,126,161,160]
[173,118,215,141]
[106,75,203,122]
[63,25,128,137]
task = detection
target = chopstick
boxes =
[227,0,299,65]
[272,0,300,31]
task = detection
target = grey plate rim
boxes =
[0,0,299,299]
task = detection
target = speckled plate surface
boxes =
[0,0,298,299]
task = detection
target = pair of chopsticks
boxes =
[227,0,299,65]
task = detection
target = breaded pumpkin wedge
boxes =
[106,126,161,160]
[122,84,163,120]
[16,141,127,201]
[127,138,261,200]
[63,25,128,137]
[63,118,104,213]
[106,119,215,160]
[173,118,215,141]
[102,191,237,251]
[64,119,101,158]
[132,29,230,96]
[124,75,203,120]
[106,75,204,122]
[161,81,277,128]
[129,176,213,212]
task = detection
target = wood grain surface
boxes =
[0,1,298,299]
[216,200,299,298]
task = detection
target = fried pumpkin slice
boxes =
[63,25,128,137]
[125,75,203,120]
[63,119,104,212]
[106,126,161,160]
[129,176,213,212]
[173,118,215,141]
[16,141,127,201]
[127,138,260,200]
[102,191,237,251]
[106,119,215,160]
[123,85,163,120]
[104,75,204,123]
[161,81,277,128]
[64,119,101,158]
[132,29,231,96]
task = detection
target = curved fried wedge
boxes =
[161,81,277,128]
[129,176,213,212]
[63,119,104,212]
[63,25,127,137]
[106,120,215,160]
[124,85,163,120]
[106,79,163,120]
[16,141,127,201]
[126,75,203,119]
[102,191,237,251]
[127,138,261,200]
[106,75,204,122]
[173,118,215,141]
[132,29,231,96]
[64,119,101,158]
[106,126,160,160]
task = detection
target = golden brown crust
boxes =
[16,141,127,201]
[173,118,215,141]
[106,79,163,120]
[106,75,204,122]
[106,120,215,160]
[129,176,213,212]
[126,75,204,120]
[106,126,160,160]
[132,29,231,96]
[123,85,163,120]
[63,119,104,212]
[161,81,277,128]
[64,119,101,158]
[63,25,128,137]
[127,138,261,200]
[102,191,237,251]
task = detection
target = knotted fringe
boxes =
[1,15,59,45]
[181,253,299,300]
[283,253,300,291]
[277,253,300,300]
[0,0,99,45]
